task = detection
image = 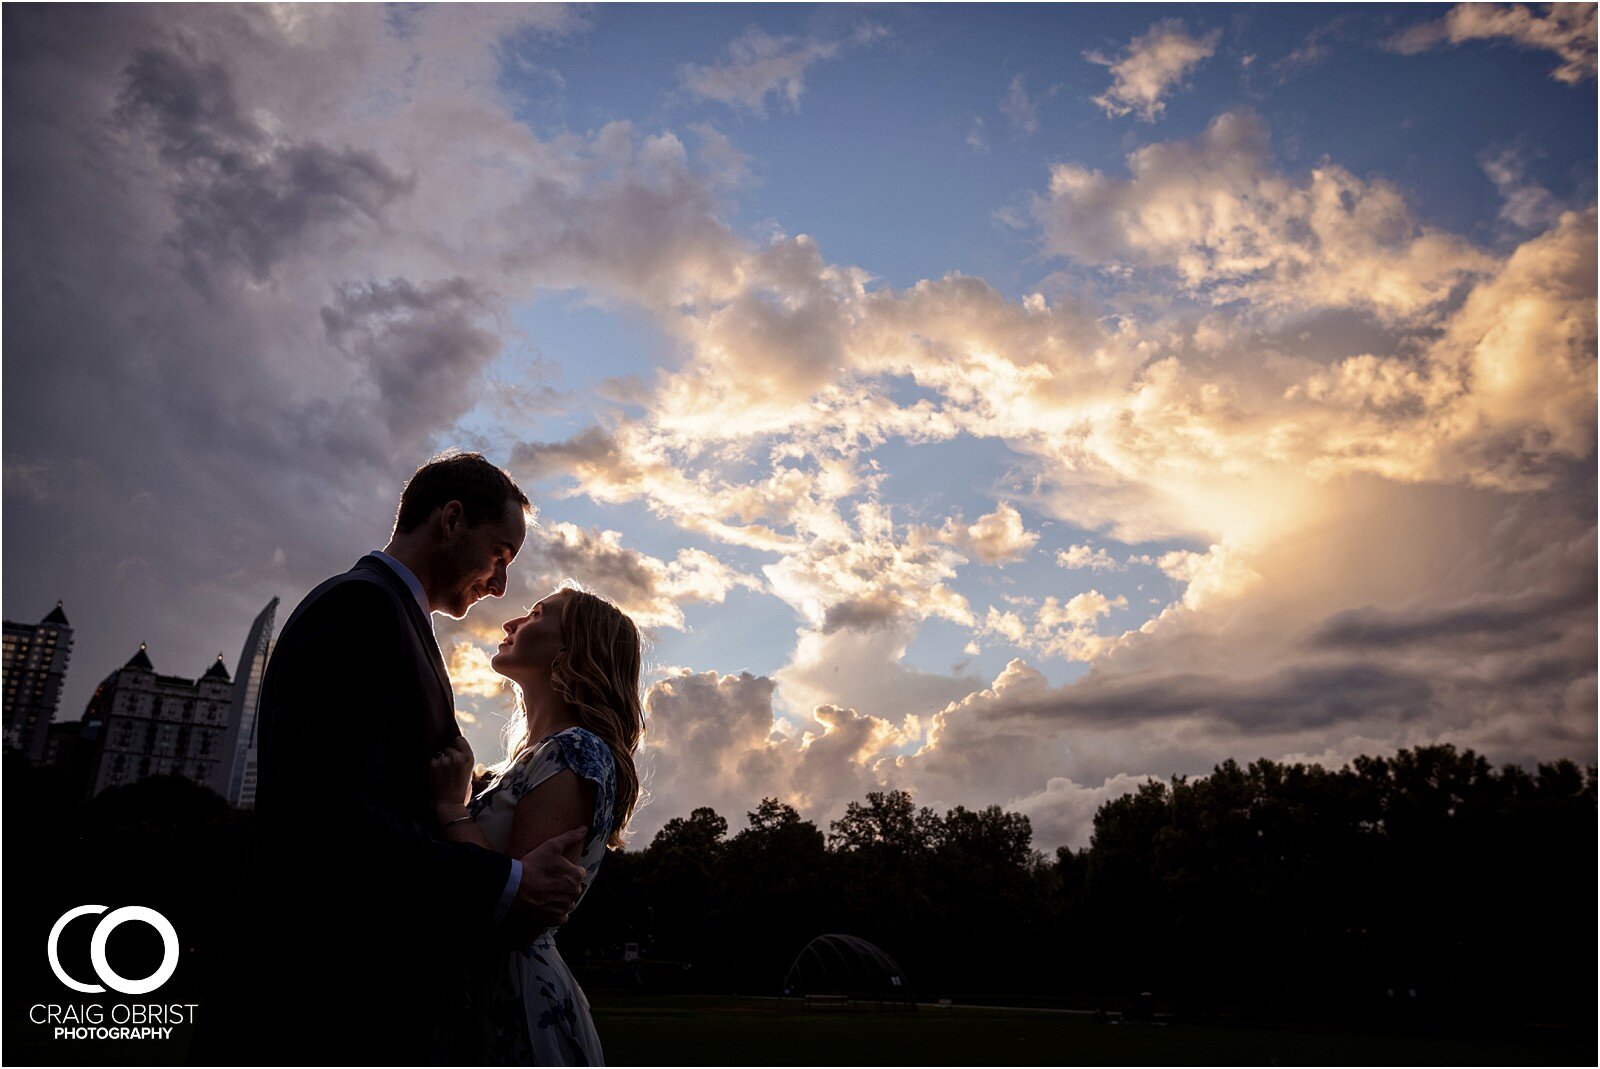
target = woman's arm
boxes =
[428,736,495,852]
[508,769,596,862]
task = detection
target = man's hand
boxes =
[427,735,474,813]
[506,827,587,935]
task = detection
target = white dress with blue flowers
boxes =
[468,726,615,1066]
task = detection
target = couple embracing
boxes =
[250,452,640,1066]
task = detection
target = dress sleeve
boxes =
[549,729,617,854]
[492,729,617,855]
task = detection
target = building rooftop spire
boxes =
[202,653,232,681]
[125,643,154,671]
[42,600,68,626]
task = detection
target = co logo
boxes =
[48,905,179,995]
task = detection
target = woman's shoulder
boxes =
[544,726,615,787]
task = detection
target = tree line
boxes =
[558,744,1595,1024]
[5,743,1593,1027]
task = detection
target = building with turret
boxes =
[80,644,235,796]
[3,601,74,763]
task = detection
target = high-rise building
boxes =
[3,601,74,763]
[211,597,278,807]
[80,645,234,796]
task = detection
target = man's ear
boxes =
[438,500,466,540]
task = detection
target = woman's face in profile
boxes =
[490,590,569,680]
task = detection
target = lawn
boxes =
[592,995,1594,1067]
[5,996,1590,1066]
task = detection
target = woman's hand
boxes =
[428,735,475,815]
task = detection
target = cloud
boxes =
[978,590,1131,663]
[965,116,988,153]
[516,522,761,631]
[1058,544,1122,571]
[1087,19,1220,121]
[633,668,911,840]
[1032,111,1493,322]
[7,7,1591,858]
[1389,3,1597,84]
[999,74,1053,137]
[1481,147,1565,230]
[1,5,762,725]
[678,23,886,116]
[937,503,1040,565]
[1005,772,1154,852]
[444,640,509,700]
[1267,19,1346,83]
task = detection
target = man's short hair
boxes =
[394,451,531,534]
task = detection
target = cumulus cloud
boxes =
[678,23,886,115]
[1058,544,1121,571]
[1033,111,1493,322]
[1088,19,1220,121]
[1389,3,1597,84]
[444,640,508,701]
[633,668,912,840]
[979,590,1131,663]
[515,522,761,631]
[937,503,1040,564]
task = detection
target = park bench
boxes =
[803,994,849,1010]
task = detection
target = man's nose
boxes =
[487,563,507,597]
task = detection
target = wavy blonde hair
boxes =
[498,580,644,849]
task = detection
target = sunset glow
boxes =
[6,4,1593,850]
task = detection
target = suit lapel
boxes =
[354,555,455,714]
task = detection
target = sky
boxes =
[4,3,1595,851]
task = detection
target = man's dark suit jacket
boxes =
[249,554,511,1063]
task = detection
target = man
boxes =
[251,452,583,1063]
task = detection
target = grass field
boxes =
[592,995,1594,1067]
[6,996,1591,1066]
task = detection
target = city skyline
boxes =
[4,4,1594,849]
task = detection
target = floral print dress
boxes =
[468,727,616,1066]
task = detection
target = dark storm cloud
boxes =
[978,659,1435,732]
[523,525,663,605]
[1312,578,1596,651]
[511,426,628,479]
[0,7,536,719]
[820,595,904,634]
[321,278,501,438]
[119,42,410,286]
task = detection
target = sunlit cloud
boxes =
[1087,19,1220,121]
[1032,111,1492,322]
[1389,2,1597,84]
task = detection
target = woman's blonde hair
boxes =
[498,580,645,849]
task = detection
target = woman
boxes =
[429,581,644,1066]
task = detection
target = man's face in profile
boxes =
[435,499,526,619]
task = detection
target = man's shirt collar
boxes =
[370,550,432,628]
